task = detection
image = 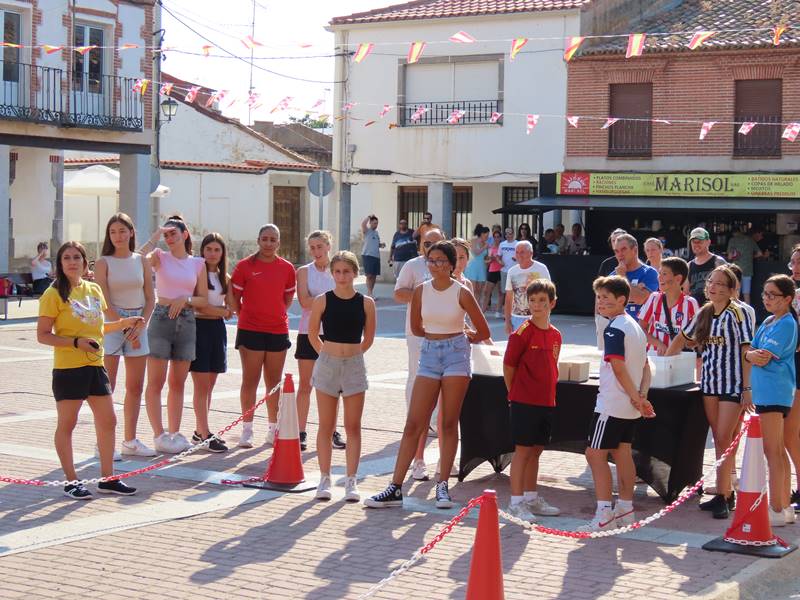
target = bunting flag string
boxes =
[205,90,226,108]
[407,41,426,64]
[526,114,539,135]
[625,33,646,58]
[687,31,716,50]
[699,121,716,140]
[132,79,150,95]
[567,116,580,128]
[271,96,293,113]
[602,117,619,129]
[42,45,62,54]
[158,82,174,96]
[509,37,528,61]
[201,45,213,57]
[353,43,374,63]
[410,106,429,122]
[75,45,97,55]
[311,98,326,109]
[738,121,756,135]
[783,123,800,142]
[241,35,263,50]
[184,86,200,103]
[563,36,584,62]
[379,104,392,118]
[772,25,787,46]
[490,112,503,124]
[247,91,262,109]
[448,109,466,124]
[449,31,476,44]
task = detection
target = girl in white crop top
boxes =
[365,241,490,511]
[94,213,156,458]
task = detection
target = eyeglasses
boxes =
[788,261,800,270]
[426,259,450,267]
[423,241,434,248]
[762,291,789,301]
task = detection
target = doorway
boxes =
[272,186,301,264]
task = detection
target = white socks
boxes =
[524,491,539,501]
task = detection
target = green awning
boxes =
[493,196,800,215]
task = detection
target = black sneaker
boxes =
[699,494,725,512]
[713,494,733,519]
[791,489,800,513]
[300,431,308,451]
[63,483,92,500]
[97,479,137,496]
[364,483,403,508]
[435,480,453,509]
[194,431,227,453]
[191,431,202,444]
[332,431,346,450]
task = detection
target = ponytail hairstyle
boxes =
[691,265,737,349]
[765,274,797,321]
[199,232,228,294]
[54,241,88,302]
[101,212,136,256]
[163,214,192,254]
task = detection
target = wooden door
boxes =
[272,186,301,264]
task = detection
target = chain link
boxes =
[0,380,284,488]
[358,496,485,599]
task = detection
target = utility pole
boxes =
[247,0,255,125]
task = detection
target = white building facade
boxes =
[0,0,157,272]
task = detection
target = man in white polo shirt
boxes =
[504,240,551,333]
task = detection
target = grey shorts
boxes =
[147,305,196,362]
[312,351,368,397]
[104,307,149,357]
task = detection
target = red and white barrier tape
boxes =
[0,381,283,488]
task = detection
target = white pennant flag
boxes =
[526,114,539,135]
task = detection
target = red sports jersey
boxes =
[231,256,296,334]
[503,320,561,406]
[638,291,699,348]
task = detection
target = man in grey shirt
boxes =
[361,214,385,298]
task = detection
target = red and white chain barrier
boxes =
[0,381,283,488]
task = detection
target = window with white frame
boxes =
[73,23,105,93]
[1,9,21,83]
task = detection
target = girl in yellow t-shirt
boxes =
[37,242,144,500]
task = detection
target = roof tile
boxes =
[331,0,590,25]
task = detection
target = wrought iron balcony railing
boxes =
[608,119,652,158]
[733,115,782,157]
[0,62,143,132]
[399,100,500,127]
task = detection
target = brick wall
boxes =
[566,48,800,159]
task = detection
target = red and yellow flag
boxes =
[159,82,174,96]
[687,31,715,50]
[563,36,584,62]
[241,35,263,50]
[120,43,139,50]
[772,25,787,46]
[201,45,213,57]
[626,33,646,58]
[353,43,374,63]
[0,42,21,48]
[75,45,96,55]
[407,41,425,64]
[509,37,528,61]
[42,45,62,54]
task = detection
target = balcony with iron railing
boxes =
[399,100,500,127]
[733,116,782,157]
[0,62,143,132]
[608,119,652,158]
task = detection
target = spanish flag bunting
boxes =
[241,35,263,49]
[42,45,62,54]
[782,122,800,142]
[567,115,580,128]
[526,114,539,135]
[699,121,716,140]
[490,111,503,123]
[159,82,174,96]
[625,33,646,58]
[687,31,715,50]
[335,115,347,122]
[120,43,139,50]
[407,41,426,64]
[132,79,149,94]
[0,42,21,48]
[75,45,96,55]
[510,37,528,61]
[364,120,377,127]
[388,122,399,130]
[184,86,200,103]
[449,31,476,44]
[738,121,756,135]
[602,117,619,129]
[202,45,213,57]
[379,104,392,118]
[772,25,787,46]
[563,36,584,62]
[353,43,374,63]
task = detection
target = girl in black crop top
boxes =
[308,251,376,502]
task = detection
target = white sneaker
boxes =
[411,460,429,481]
[170,432,191,452]
[784,507,797,525]
[238,427,254,448]
[266,424,277,446]
[344,476,360,502]
[577,508,617,532]
[526,495,561,516]
[153,432,174,453]
[613,505,636,527]
[505,502,537,523]
[120,438,156,457]
[94,446,123,462]
[316,475,332,500]
[769,507,786,528]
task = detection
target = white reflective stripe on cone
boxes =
[277,391,300,440]
[738,416,766,494]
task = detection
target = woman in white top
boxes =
[189,233,233,453]
[365,241,490,510]
[295,231,345,452]
[94,213,156,457]
[31,241,54,295]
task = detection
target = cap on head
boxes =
[690,227,710,241]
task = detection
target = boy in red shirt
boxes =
[503,279,562,522]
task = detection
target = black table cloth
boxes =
[459,374,709,502]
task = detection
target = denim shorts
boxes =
[418,334,472,380]
[104,307,149,357]
[312,351,368,397]
[147,304,196,362]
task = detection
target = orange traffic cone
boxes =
[703,415,796,558]
[465,490,505,600]
[244,374,316,493]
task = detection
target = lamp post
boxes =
[159,97,179,122]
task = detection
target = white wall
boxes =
[10,147,56,258]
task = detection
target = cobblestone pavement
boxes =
[0,294,797,599]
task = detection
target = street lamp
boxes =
[160,97,179,122]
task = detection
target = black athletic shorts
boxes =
[587,412,640,450]
[52,366,112,401]
[190,318,227,374]
[294,333,325,361]
[755,405,791,417]
[235,328,291,352]
[510,403,553,447]
[487,270,501,284]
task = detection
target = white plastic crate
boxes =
[648,353,696,389]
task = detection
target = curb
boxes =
[693,532,800,599]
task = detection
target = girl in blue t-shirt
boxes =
[746,274,798,527]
